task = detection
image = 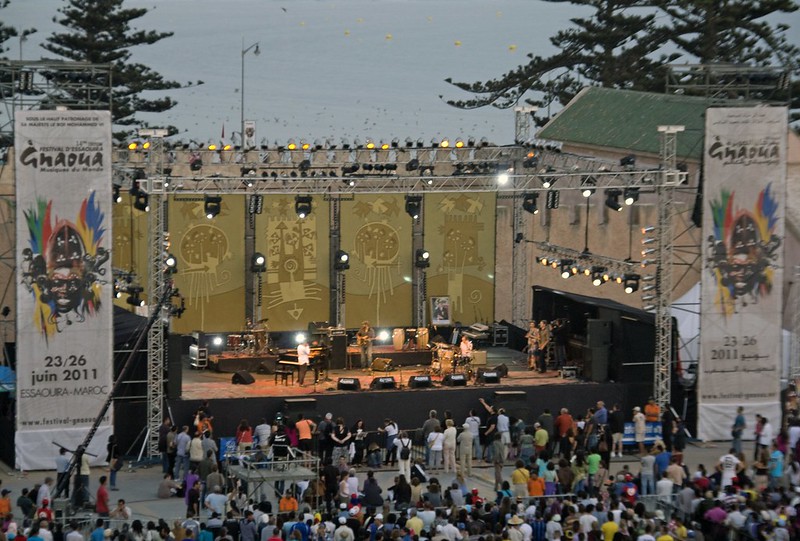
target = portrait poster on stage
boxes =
[431,296,451,326]
[698,106,786,441]
[15,111,114,470]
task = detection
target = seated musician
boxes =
[297,339,311,385]
[459,335,473,360]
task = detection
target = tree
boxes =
[446,0,800,123]
[42,0,182,139]
[0,0,36,58]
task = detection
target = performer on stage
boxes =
[459,335,473,360]
[356,321,375,369]
[297,339,311,385]
[525,322,539,369]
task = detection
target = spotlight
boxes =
[165,253,178,273]
[295,195,312,219]
[204,195,222,219]
[591,266,606,286]
[620,154,636,167]
[334,250,350,271]
[623,274,640,294]
[126,294,145,307]
[132,189,149,212]
[624,187,640,206]
[440,138,450,148]
[287,139,297,151]
[538,256,549,266]
[604,189,622,212]
[415,249,430,268]
[380,141,390,150]
[112,185,122,204]
[251,252,266,273]
[541,166,556,188]
[497,172,509,185]
[581,176,596,197]
[406,158,420,172]
[212,336,224,347]
[342,163,360,175]
[378,330,390,341]
[405,195,422,220]
[522,151,538,168]
[560,260,574,279]
[295,333,306,344]
[454,138,465,148]
[300,139,310,151]
[522,193,539,215]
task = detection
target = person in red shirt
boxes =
[35,499,54,522]
[555,408,574,457]
[96,475,110,516]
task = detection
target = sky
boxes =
[4,0,799,145]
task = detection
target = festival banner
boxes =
[15,111,113,470]
[698,107,787,441]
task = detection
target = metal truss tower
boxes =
[653,125,684,409]
[329,196,344,327]
[511,193,528,327]
[412,199,426,327]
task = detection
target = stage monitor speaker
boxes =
[582,346,609,382]
[442,374,467,387]
[330,334,347,369]
[337,377,361,391]
[167,334,183,399]
[408,375,433,389]
[586,319,612,347]
[232,370,255,385]
[370,376,397,390]
[477,369,501,384]
[496,363,509,377]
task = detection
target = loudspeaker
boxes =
[586,319,612,348]
[496,363,509,377]
[582,346,609,382]
[231,370,255,385]
[442,374,467,387]
[337,377,361,391]
[167,334,183,399]
[330,334,347,369]
[408,375,433,389]
[477,369,501,384]
[370,376,397,390]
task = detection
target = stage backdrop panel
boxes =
[341,194,412,328]
[111,192,149,306]
[255,195,330,331]
[698,107,787,441]
[170,195,246,333]
[15,111,114,470]
[424,193,496,326]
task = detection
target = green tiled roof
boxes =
[537,87,709,160]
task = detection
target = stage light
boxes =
[455,138,465,148]
[642,284,656,292]
[497,172,509,185]
[301,139,310,150]
[405,195,422,220]
[381,141,390,150]
[366,139,376,150]
[415,249,430,268]
[440,138,450,148]
[314,139,324,150]
[342,163,360,175]
[113,185,122,204]
[127,141,138,151]
[642,226,655,234]
[207,142,218,151]
[132,189,149,212]
[641,247,656,257]
[251,252,266,273]
[523,151,538,168]
[641,294,656,302]
[334,250,350,271]
[605,189,622,211]
[620,154,636,167]
[546,190,560,209]
[624,187,640,205]
[467,136,476,147]
[406,158,420,172]
[643,304,656,312]
[581,176,596,197]
[541,166,556,188]
[560,260,574,279]
[287,139,297,151]
[126,294,145,307]
[165,253,178,272]
[204,195,222,219]
[522,193,539,215]
[295,333,306,344]
[295,195,312,219]
[539,256,549,266]
[591,266,606,286]
[623,274,640,294]
[571,262,580,275]
[392,137,400,148]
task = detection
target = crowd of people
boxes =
[2,396,800,541]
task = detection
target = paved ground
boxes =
[0,438,739,527]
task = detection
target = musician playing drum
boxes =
[356,321,375,370]
[297,339,311,385]
[459,335,473,361]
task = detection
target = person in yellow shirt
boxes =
[510,460,530,499]
[527,472,545,497]
[655,524,674,541]
[600,513,618,541]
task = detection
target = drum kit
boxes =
[227,318,270,354]
[428,343,474,378]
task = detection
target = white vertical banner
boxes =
[244,120,256,149]
[15,111,113,470]
[698,107,787,441]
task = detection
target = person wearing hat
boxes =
[458,423,474,476]
[545,514,563,541]
[633,406,646,456]
[356,321,375,370]
[507,516,525,541]
[334,517,354,541]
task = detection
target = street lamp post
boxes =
[241,39,260,149]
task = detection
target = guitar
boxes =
[357,335,375,347]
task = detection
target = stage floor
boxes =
[180,347,584,399]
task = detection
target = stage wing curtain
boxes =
[424,193,496,326]
[255,195,330,331]
[340,194,412,328]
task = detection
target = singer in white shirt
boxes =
[297,340,311,385]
